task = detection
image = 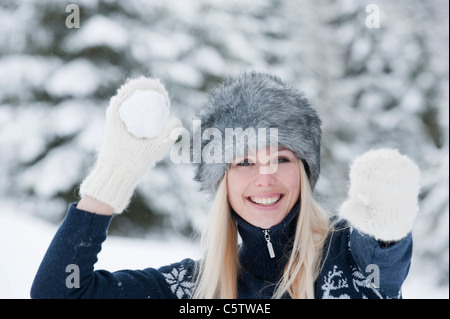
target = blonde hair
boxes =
[192,160,332,299]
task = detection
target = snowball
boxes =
[119,90,169,138]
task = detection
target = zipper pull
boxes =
[263,230,275,258]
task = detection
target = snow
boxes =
[62,15,129,52]
[140,31,196,61]
[0,55,60,102]
[161,62,204,88]
[45,59,102,98]
[191,46,227,77]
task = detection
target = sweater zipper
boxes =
[263,230,275,258]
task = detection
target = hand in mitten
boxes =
[79,76,182,213]
[339,149,420,242]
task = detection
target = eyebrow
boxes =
[276,147,294,154]
[232,146,292,162]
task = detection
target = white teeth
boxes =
[249,195,282,206]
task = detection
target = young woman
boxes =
[31,72,420,299]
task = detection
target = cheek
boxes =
[226,171,245,205]
[280,166,301,195]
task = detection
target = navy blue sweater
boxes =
[31,202,412,299]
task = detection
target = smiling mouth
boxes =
[247,194,284,207]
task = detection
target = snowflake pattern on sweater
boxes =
[318,227,386,299]
[161,263,195,299]
[320,265,350,299]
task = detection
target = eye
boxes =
[277,157,290,163]
[236,159,254,167]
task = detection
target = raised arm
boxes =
[31,76,182,298]
[339,148,420,297]
[78,76,181,214]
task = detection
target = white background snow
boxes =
[0,0,448,299]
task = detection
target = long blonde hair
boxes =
[192,160,332,299]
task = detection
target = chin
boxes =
[250,212,286,229]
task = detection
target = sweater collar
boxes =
[231,199,300,282]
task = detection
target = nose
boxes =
[253,171,276,187]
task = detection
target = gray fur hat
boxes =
[192,71,321,196]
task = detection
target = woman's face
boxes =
[226,147,301,229]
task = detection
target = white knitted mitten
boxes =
[339,149,420,242]
[79,76,181,213]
